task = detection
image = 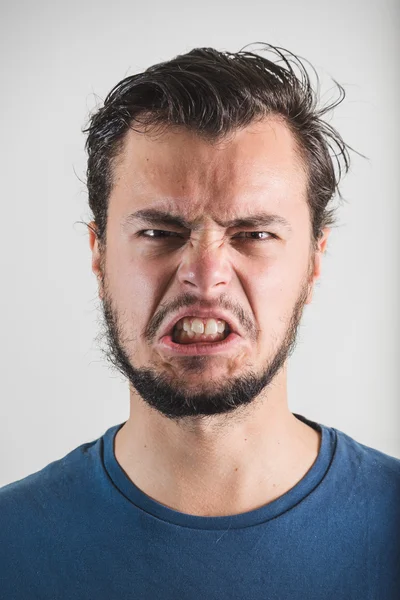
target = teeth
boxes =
[191,318,204,334]
[205,320,218,335]
[180,317,227,336]
[216,321,225,334]
[172,317,231,344]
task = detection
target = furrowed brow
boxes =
[216,214,292,232]
[122,209,194,230]
[122,209,292,233]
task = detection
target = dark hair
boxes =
[83,43,353,251]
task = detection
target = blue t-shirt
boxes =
[0,413,399,599]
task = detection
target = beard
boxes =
[96,255,314,424]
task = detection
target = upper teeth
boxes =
[175,317,227,335]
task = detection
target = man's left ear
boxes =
[305,228,331,305]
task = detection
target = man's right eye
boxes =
[138,229,181,239]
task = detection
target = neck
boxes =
[114,372,321,517]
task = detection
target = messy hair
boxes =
[83,43,352,251]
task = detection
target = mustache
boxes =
[144,292,256,342]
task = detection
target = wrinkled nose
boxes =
[176,237,233,294]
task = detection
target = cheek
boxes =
[255,263,300,298]
[246,256,306,333]
[243,248,295,296]
[107,251,175,338]
[105,248,155,308]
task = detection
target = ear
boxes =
[88,221,104,300]
[305,228,330,305]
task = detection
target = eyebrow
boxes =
[122,209,292,232]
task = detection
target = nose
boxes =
[176,235,233,294]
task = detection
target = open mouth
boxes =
[171,317,231,345]
[156,315,244,356]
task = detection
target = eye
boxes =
[138,230,277,241]
[233,231,277,241]
[138,229,182,239]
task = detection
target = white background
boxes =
[0,0,399,486]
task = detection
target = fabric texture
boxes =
[0,413,399,599]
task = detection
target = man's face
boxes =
[89,118,328,421]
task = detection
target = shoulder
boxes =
[0,432,105,594]
[0,433,102,525]
[335,426,400,475]
[332,425,400,509]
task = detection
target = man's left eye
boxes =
[233,231,275,241]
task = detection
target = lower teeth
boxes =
[173,329,229,344]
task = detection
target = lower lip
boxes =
[157,332,244,355]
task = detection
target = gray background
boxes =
[1,0,399,486]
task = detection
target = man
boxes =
[1,44,399,599]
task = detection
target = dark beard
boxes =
[96,262,312,423]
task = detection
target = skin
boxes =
[88,116,330,517]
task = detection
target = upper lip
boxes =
[159,308,241,339]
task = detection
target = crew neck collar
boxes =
[102,412,336,530]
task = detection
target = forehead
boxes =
[110,117,308,222]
